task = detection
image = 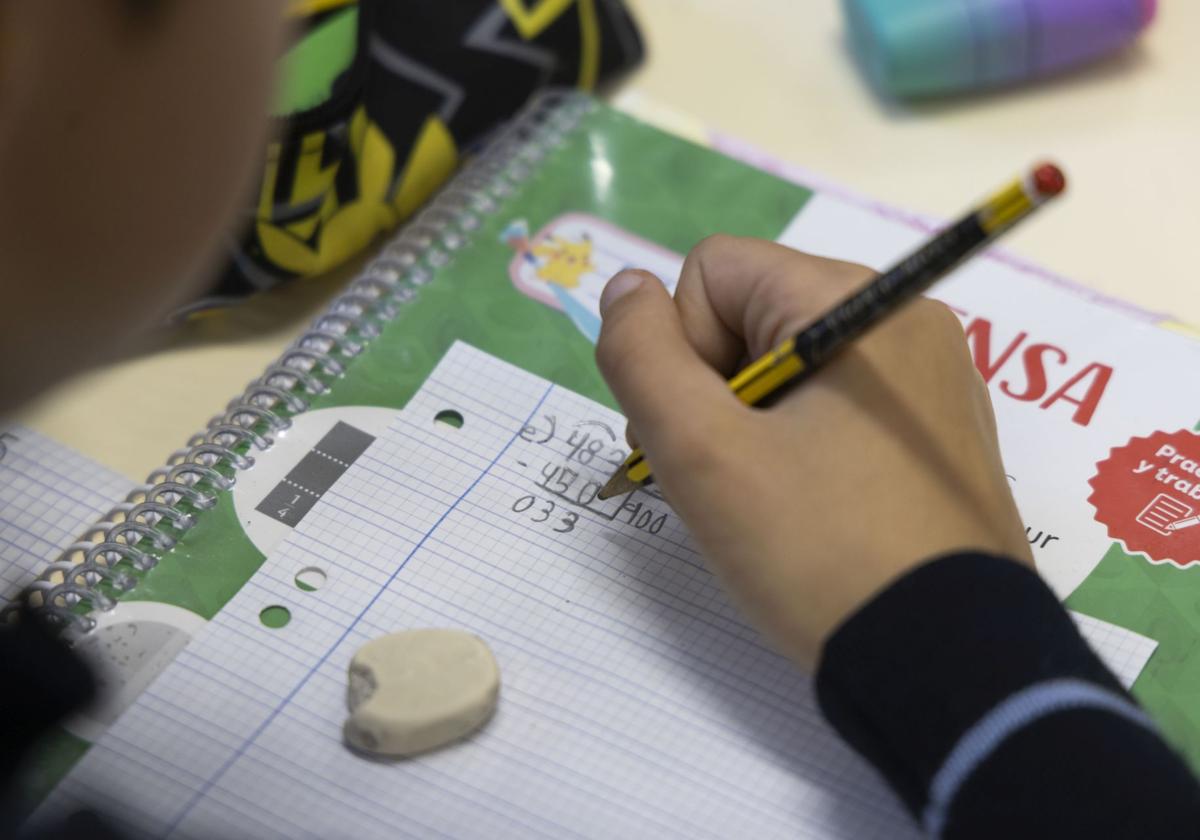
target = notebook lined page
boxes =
[37,342,913,839]
[0,427,132,606]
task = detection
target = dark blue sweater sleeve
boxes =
[815,552,1200,839]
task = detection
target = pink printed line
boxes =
[711,131,1178,328]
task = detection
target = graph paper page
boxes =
[0,426,131,606]
[38,342,914,839]
[1069,611,1157,690]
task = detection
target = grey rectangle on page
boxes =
[315,421,375,464]
[255,421,376,527]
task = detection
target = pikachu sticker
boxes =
[503,214,683,344]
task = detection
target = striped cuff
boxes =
[921,677,1153,837]
[815,553,1131,816]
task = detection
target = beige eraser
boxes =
[344,628,500,757]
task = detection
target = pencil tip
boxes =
[597,471,638,500]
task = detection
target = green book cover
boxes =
[22,92,1200,811]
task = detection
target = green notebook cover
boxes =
[20,93,812,803]
[20,92,1200,808]
[129,97,811,617]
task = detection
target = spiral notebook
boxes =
[32,342,1166,839]
[0,427,132,606]
[13,92,1200,827]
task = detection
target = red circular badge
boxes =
[1088,429,1200,567]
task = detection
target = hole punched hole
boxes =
[434,409,464,430]
[259,605,292,629]
[294,567,327,592]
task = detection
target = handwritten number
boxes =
[512,414,670,536]
[555,511,578,533]
[602,448,628,468]
[512,495,535,513]
[581,439,604,465]
[510,491,576,533]
[577,481,600,506]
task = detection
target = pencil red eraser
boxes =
[1033,163,1067,198]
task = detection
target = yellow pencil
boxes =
[598,163,1067,499]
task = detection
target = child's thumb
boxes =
[595,271,739,465]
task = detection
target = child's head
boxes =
[0,0,286,412]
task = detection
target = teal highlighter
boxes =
[843,0,1157,97]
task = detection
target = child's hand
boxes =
[595,236,1033,668]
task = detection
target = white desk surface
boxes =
[15,0,1199,481]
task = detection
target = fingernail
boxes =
[599,271,644,316]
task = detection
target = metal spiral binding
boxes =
[2,90,595,637]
